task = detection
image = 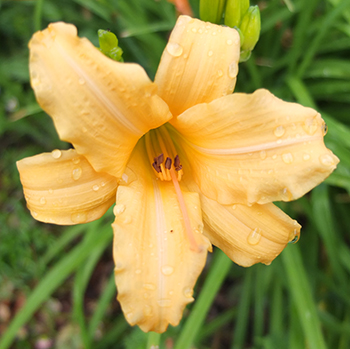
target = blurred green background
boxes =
[1,0,350,348]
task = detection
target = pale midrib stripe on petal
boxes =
[56,43,142,136]
[153,179,167,303]
[190,135,322,155]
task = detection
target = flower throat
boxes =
[145,125,199,252]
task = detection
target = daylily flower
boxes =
[17,15,338,333]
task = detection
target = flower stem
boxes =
[146,332,161,349]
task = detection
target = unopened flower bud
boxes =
[199,0,226,24]
[98,29,124,62]
[240,5,261,52]
[224,0,250,28]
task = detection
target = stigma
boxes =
[145,126,184,181]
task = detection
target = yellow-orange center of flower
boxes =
[145,126,199,252]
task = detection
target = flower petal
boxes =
[29,22,172,178]
[112,140,211,333]
[155,15,240,117]
[16,149,118,225]
[200,195,301,267]
[172,89,339,205]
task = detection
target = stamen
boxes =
[169,167,200,252]
[165,157,172,170]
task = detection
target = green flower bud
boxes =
[240,5,261,52]
[199,0,227,24]
[98,29,124,62]
[224,0,250,28]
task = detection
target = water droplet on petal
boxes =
[274,126,285,137]
[40,197,46,205]
[208,50,213,57]
[143,305,153,316]
[183,287,193,298]
[157,299,172,307]
[51,149,62,159]
[217,69,223,77]
[48,189,53,194]
[166,42,183,57]
[32,211,38,218]
[78,78,85,85]
[228,62,238,78]
[282,153,294,164]
[247,228,262,245]
[302,153,310,161]
[135,269,142,274]
[232,204,237,210]
[92,184,99,191]
[322,122,328,135]
[71,211,87,223]
[143,283,156,290]
[72,167,82,180]
[161,265,174,276]
[260,150,267,160]
[320,154,335,166]
[227,39,233,45]
[125,312,134,322]
[303,116,318,135]
[123,215,132,224]
[191,27,197,33]
[72,157,80,164]
[289,229,300,244]
[115,261,124,272]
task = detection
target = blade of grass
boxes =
[282,245,327,349]
[0,220,112,349]
[73,234,111,348]
[231,268,253,349]
[174,249,232,349]
[88,273,116,340]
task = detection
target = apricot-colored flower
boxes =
[17,16,338,333]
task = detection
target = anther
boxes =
[165,157,172,170]
[174,155,183,171]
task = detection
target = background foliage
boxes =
[1,0,350,348]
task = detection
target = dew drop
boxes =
[115,261,124,272]
[247,228,262,245]
[260,150,267,160]
[39,197,46,205]
[208,50,213,57]
[92,184,99,192]
[272,154,277,160]
[232,204,237,210]
[183,287,193,298]
[48,189,53,194]
[274,125,285,137]
[143,292,150,299]
[212,31,217,36]
[82,126,88,133]
[72,167,82,180]
[166,42,183,57]
[228,62,238,78]
[51,149,62,159]
[71,211,87,223]
[78,78,85,85]
[113,204,125,216]
[125,312,134,322]
[157,299,172,307]
[303,153,310,161]
[322,122,328,135]
[123,215,132,224]
[32,211,38,218]
[288,229,300,244]
[143,305,153,316]
[72,157,80,164]
[143,283,156,290]
[303,116,318,135]
[161,265,174,276]
[282,153,293,164]
[320,154,335,166]
[135,269,142,274]
[217,69,223,77]
[191,27,197,33]
[227,39,233,45]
